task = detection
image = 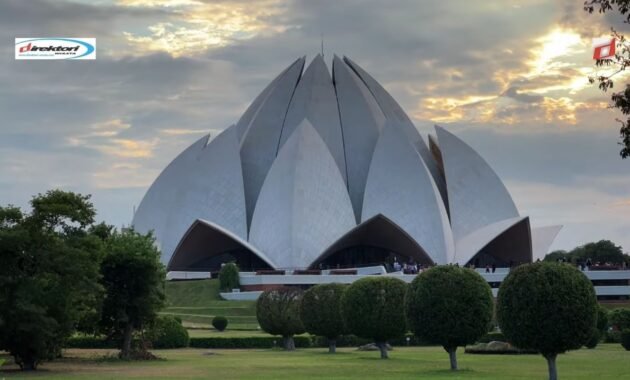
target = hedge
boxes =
[65,334,438,349]
[189,336,312,349]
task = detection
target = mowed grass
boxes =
[1,345,627,379]
[162,279,258,330]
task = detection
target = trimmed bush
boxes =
[149,316,189,349]
[341,277,407,359]
[497,262,597,380]
[621,329,630,351]
[219,263,240,292]
[609,308,630,330]
[300,283,347,353]
[212,316,228,332]
[256,287,305,350]
[406,265,493,370]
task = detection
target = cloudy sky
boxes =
[1,0,629,252]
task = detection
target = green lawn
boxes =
[1,345,627,379]
[162,279,258,330]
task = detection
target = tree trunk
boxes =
[328,339,336,354]
[18,355,37,371]
[283,335,295,351]
[447,347,458,370]
[546,354,558,380]
[376,341,388,359]
[120,323,134,359]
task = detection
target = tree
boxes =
[497,262,597,380]
[544,240,629,264]
[256,287,305,350]
[0,191,103,370]
[584,0,630,158]
[341,277,407,359]
[219,262,240,292]
[405,266,493,370]
[300,283,347,353]
[98,230,166,360]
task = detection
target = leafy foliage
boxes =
[219,262,240,292]
[609,308,630,330]
[497,262,597,380]
[544,239,629,264]
[300,283,347,353]
[341,277,407,359]
[256,287,305,350]
[0,191,103,370]
[148,316,189,349]
[212,316,228,331]
[584,0,630,158]
[406,266,493,370]
[98,230,166,359]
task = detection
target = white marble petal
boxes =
[280,54,346,182]
[332,55,386,222]
[133,127,247,265]
[362,123,454,264]
[240,57,305,227]
[454,216,529,266]
[436,125,519,240]
[132,134,210,263]
[531,225,563,261]
[343,56,447,205]
[248,120,356,269]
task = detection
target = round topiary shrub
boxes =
[497,262,597,380]
[405,265,493,370]
[300,283,347,353]
[609,308,630,331]
[219,262,240,292]
[621,329,630,351]
[256,287,305,350]
[212,316,228,332]
[150,316,190,349]
[341,277,407,359]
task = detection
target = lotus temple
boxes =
[132,54,566,293]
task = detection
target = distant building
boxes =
[132,55,561,273]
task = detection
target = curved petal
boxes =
[362,123,454,264]
[132,133,210,263]
[249,120,356,269]
[531,225,562,261]
[280,54,346,182]
[310,214,435,269]
[240,57,305,227]
[454,217,532,265]
[167,219,277,271]
[343,56,447,204]
[134,126,246,265]
[235,58,304,141]
[436,125,520,240]
[332,55,385,221]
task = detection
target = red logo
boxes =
[592,38,615,60]
[18,43,31,53]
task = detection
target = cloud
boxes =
[0,0,629,252]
